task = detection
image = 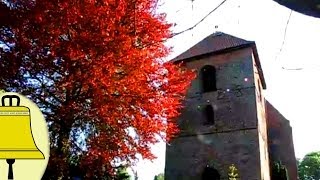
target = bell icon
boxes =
[0,94,47,180]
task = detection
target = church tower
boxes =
[165,32,270,180]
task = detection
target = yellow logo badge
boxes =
[0,92,49,180]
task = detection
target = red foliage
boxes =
[0,0,195,178]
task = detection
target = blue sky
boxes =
[132,0,320,179]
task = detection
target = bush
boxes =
[271,161,289,180]
[228,164,239,180]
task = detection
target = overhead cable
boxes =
[275,10,292,62]
[171,0,228,37]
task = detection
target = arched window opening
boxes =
[202,166,220,180]
[204,105,214,125]
[201,65,217,93]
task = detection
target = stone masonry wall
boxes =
[266,101,298,180]
[165,130,261,180]
[178,88,257,136]
[185,48,256,98]
[165,47,265,180]
[179,48,258,135]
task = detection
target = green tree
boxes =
[115,166,131,180]
[298,151,320,180]
[154,173,164,180]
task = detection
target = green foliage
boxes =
[115,166,131,180]
[298,151,320,180]
[271,161,289,180]
[228,164,239,180]
[154,173,164,180]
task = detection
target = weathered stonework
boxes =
[166,130,261,180]
[165,32,297,180]
[266,101,298,180]
[166,42,270,179]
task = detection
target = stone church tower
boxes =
[165,32,271,180]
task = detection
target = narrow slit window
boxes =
[201,65,217,93]
[204,105,215,125]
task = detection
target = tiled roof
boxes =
[172,31,254,62]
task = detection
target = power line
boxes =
[279,10,320,71]
[191,0,194,37]
[275,10,292,62]
[273,10,305,71]
[139,0,228,50]
[274,10,320,71]
[171,0,228,37]
[175,1,191,13]
[282,65,320,71]
[281,67,303,70]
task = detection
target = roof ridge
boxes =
[172,31,254,62]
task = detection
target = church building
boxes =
[164,32,297,180]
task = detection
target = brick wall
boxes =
[165,130,261,180]
[266,101,298,180]
[165,47,267,180]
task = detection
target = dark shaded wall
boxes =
[266,101,298,180]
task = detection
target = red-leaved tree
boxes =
[0,0,195,179]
